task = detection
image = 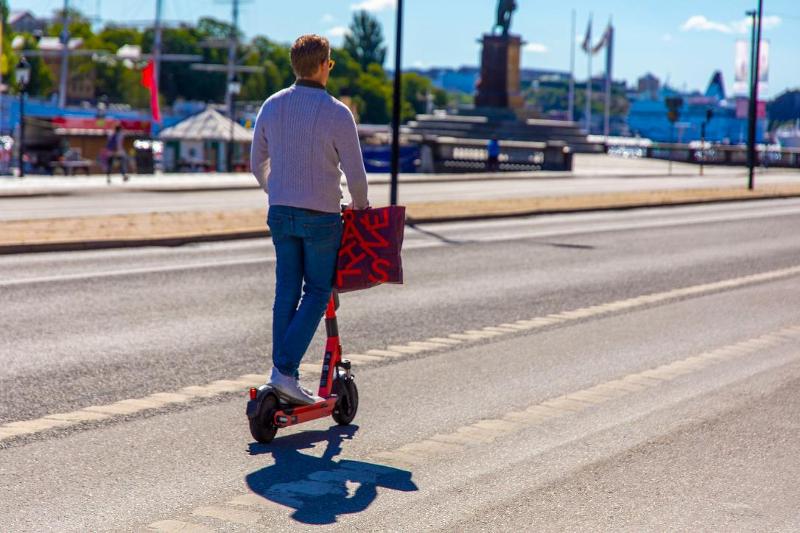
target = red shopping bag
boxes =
[335,206,406,293]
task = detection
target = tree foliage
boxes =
[7,6,455,125]
[343,10,387,71]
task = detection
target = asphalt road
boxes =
[1,198,800,531]
[1,171,799,221]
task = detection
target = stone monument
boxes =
[406,0,604,158]
[475,0,523,110]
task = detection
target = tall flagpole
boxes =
[153,0,162,94]
[152,0,163,136]
[568,9,575,122]
[58,0,71,108]
[585,14,592,134]
[603,20,613,139]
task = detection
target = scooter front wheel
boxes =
[249,393,279,443]
[332,378,359,426]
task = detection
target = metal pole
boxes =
[603,21,613,139]
[59,0,70,108]
[567,9,575,122]
[668,123,674,176]
[747,1,763,191]
[228,89,235,172]
[700,121,706,176]
[390,0,403,206]
[152,0,163,138]
[224,0,239,172]
[18,89,25,178]
[153,0,163,94]
[584,14,592,134]
[745,10,756,178]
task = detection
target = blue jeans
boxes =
[268,205,343,378]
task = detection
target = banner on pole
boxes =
[733,39,770,96]
[757,40,769,94]
[734,40,749,96]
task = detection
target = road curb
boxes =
[5,169,749,198]
[404,191,800,224]
[3,190,800,255]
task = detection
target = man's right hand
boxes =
[347,200,371,210]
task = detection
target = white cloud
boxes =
[327,26,351,38]
[661,33,673,42]
[321,13,336,24]
[524,42,548,54]
[412,60,427,69]
[730,15,781,33]
[761,15,782,29]
[681,14,781,35]
[351,0,396,12]
[681,15,733,33]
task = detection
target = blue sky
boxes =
[18,0,800,97]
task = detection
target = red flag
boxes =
[140,60,161,124]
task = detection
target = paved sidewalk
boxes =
[3,183,800,254]
[2,154,797,198]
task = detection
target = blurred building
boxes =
[37,37,97,103]
[9,10,47,34]
[627,71,766,144]
[637,73,660,100]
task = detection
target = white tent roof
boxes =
[159,108,252,143]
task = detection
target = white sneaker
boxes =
[268,367,321,405]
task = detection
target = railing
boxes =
[614,141,800,169]
[416,136,573,173]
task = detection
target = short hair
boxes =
[290,34,330,78]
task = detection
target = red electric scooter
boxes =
[246,291,358,444]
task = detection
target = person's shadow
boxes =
[245,425,418,525]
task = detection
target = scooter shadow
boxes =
[245,425,418,525]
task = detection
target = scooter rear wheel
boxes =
[332,378,359,426]
[249,393,279,443]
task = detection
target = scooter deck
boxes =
[273,396,338,428]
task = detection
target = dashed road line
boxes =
[4,264,800,444]
[146,323,800,531]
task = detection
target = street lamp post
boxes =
[746,2,764,191]
[227,77,242,173]
[16,56,31,178]
[389,0,404,206]
[699,108,713,176]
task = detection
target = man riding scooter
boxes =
[250,34,370,405]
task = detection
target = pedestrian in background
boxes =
[487,137,501,172]
[105,125,128,184]
[251,34,370,405]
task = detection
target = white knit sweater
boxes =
[250,82,370,213]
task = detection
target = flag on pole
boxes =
[140,60,161,124]
[592,23,612,55]
[581,17,592,53]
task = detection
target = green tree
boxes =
[400,72,446,119]
[1,0,15,84]
[343,10,387,71]
[354,67,391,124]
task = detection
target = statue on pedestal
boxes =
[477,0,523,110]
[494,0,517,36]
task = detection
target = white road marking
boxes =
[7,199,799,287]
[0,257,270,288]
[3,265,800,443]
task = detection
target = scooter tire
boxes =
[249,393,279,444]
[332,378,359,426]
